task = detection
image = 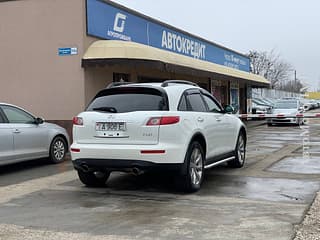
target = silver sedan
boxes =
[0,103,69,166]
[267,99,304,126]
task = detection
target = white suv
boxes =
[71,80,246,192]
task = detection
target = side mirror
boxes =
[34,117,44,125]
[224,105,234,114]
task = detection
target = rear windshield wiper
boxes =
[92,107,117,113]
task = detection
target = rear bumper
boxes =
[71,142,188,174]
[268,117,300,124]
[70,143,186,164]
[73,158,183,173]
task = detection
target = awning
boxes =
[82,40,270,86]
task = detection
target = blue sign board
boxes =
[58,47,78,56]
[86,0,250,72]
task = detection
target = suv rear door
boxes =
[75,86,169,145]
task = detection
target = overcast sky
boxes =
[111,0,320,90]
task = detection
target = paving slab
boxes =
[268,156,320,174]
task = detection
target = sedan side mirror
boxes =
[224,105,234,114]
[34,117,44,125]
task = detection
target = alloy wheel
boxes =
[53,139,65,161]
[237,134,245,165]
[190,147,203,185]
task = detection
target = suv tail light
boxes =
[146,116,180,126]
[73,117,83,126]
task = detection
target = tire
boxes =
[176,141,204,193]
[49,136,67,164]
[77,170,110,187]
[228,132,246,168]
[299,118,304,125]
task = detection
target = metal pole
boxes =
[294,70,297,92]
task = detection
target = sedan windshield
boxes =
[274,101,298,109]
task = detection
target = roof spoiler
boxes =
[161,80,198,87]
[106,82,134,88]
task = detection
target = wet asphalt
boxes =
[0,118,320,239]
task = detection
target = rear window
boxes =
[86,87,168,113]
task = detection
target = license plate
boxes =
[95,122,126,131]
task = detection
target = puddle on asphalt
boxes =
[246,146,279,154]
[60,165,320,205]
[268,156,320,174]
[60,172,179,194]
[65,172,320,204]
[201,174,319,203]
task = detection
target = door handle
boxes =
[197,117,204,122]
[13,129,21,134]
[215,118,222,122]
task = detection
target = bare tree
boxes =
[279,78,304,93]
[248,49,293,90]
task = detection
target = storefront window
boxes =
[211,80,227,107]
[230,81,240,113]
[113,73,130,82]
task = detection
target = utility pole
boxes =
[294,70,297,92]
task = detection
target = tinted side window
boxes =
[202,95,222,113]
[178,95,187,111]
[0,111,5,123]
[187,93,207,112]
[2,106,35,124]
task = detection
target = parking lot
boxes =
[0,118,320,240]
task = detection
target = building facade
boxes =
[0,0,269,134]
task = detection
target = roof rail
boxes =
[161,80,199,87]
[106,82,134,88]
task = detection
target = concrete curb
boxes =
[293,191,320,240]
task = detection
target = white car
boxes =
[71,80,246,192]
[252,102,269,114]
[268,99,304,126]
[0,103,69,165]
